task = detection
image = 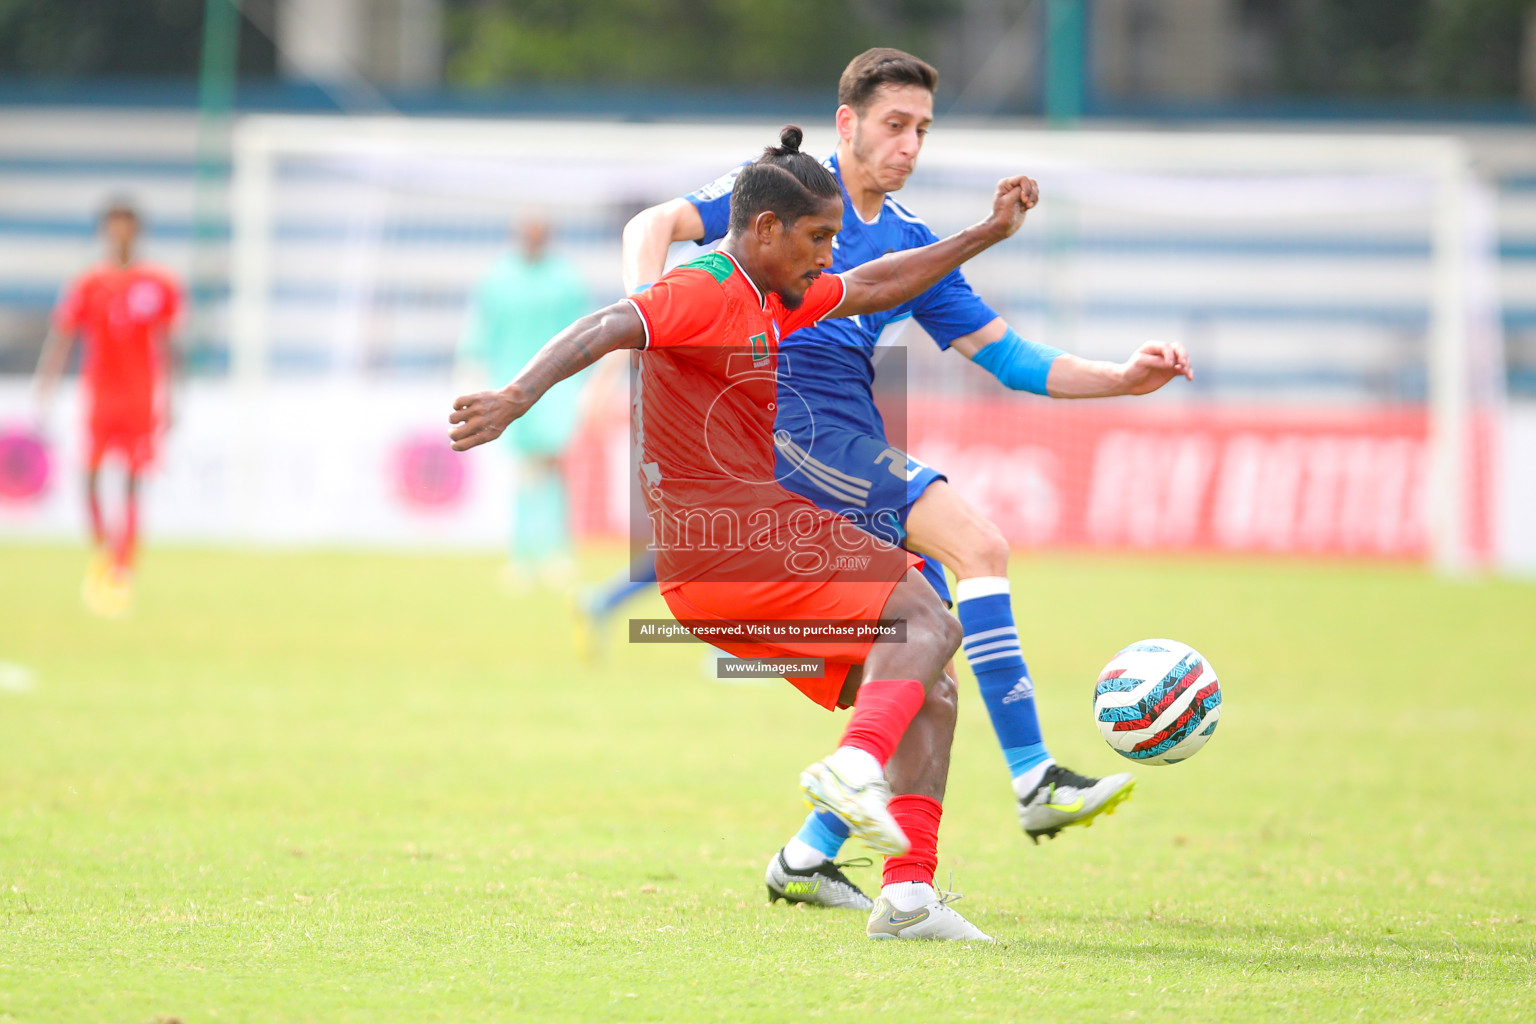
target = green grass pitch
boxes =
[1,543,1533,1022]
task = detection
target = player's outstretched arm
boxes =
[1044,340,1194,398]
[621,199,706,294]
[30,326,76,423]
[832,174,1037,318]
[449,301,645,452]
[952,323,1193,399]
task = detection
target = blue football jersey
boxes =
[683,152,998,441]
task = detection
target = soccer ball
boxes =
[1093,639,1221,765]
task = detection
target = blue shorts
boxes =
[773,428,951,604]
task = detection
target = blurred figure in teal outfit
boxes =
[457,214,589,590]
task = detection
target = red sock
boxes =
[838,678,925,766]
[882,793,942,886]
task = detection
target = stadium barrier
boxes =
[566,397,1496,563]
[0,380,1514,568]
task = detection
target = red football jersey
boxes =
[626,251,851,585]
[54,262,181,427]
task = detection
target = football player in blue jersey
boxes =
[612,48,1194,918]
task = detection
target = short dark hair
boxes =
[727,126,841,236]
[98,196,140,224]
[837,47,938,113]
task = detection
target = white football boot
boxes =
[866,890,994,941]
[799,747,909,856]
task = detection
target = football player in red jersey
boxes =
[34,199,182,616]
[452,127,1036,940]
[621,51,1191,884]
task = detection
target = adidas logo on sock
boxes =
[1001,677,1035,704]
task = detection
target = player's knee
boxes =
[885,571,961,668]
[923,605,963,663]
[961,520,1010,576]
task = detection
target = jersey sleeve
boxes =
[52,272,89,333]
[681,164,745,247]
[912,266,999,350]
[888,218,998,350]
[626,268,726,349]
[780,272,848,336]
[158,271,184,331]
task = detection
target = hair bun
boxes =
[779,125,804,153]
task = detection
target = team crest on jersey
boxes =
[749,332,769,366]
[126,280,165,320]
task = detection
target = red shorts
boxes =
[88,417,157,471]
[662,550,923,711]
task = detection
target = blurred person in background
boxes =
[33,198,181,618]
[456,213,589,591]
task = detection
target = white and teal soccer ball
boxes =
[1093,639,1221,766]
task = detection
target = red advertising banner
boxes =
[567,399,1493,563]
[905,400,1434,557]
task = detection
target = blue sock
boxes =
[955,576,1053,794]
[794,810,850,860]
[590,552,658,617]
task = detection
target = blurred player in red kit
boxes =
[33,199,182,616]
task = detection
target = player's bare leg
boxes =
[505,454,574,594]
[857,569,961,688]
[842,662,989,939]
[880,670,955,802]
[778,574,956,900]
[796,572,988,940]
[106,469,140,610]
[772,662,964,912]
[85,466,107,552]
[88,466,137,618]
[863,660,990,940]
[116,470,139,570]
[906,480,1134,843]
[81,466,114,615]
[904,480,1009,581]
[799,569,959,855]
